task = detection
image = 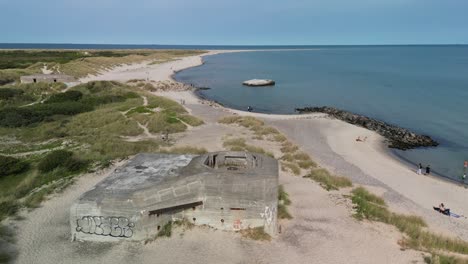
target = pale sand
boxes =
[10,49,467,264]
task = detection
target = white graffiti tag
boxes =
[76,216,135,238]
[260,206,276,226]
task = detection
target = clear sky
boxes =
[1,0,467,45]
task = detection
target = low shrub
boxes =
[81,95,127,106]
[0,107,43,127]
[278,204,292,220]
[0,155,29,177]
[278,185,292,219]
[0,200,20,220]
[278,185,291,205]
[45,90,83,103]
[158,221,173,238]
[0,102,93,127]
[0,88,24,100]
[37,150,86,173]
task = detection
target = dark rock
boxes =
[295,106,439,150]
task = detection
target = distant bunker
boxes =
[20,74,76,84]
[242,79,275,87]
[71,151,279,242]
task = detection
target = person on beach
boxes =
[417,163,423,175]
[434,203,450,216]
[425,165,431,175]
[463,160,467,181]
[355,136,368,142]
[247,106,253,112]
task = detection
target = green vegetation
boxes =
[0,81,201,222]
[424,254,468,264]
[0,156,29,177]
[158,221,173,238]
[280,141,299,154]
[0,82,65,108]
[37,150,87,173]
[222,138,274,157]
[304,169,352,191]
[280,161,301,175]
[0,50,139,70]
[219,116,283,141]
[240,227,271,241]
[0,50,205,71]
[0,50,205,85]
[278,185,292,219]
[351,187,468,259]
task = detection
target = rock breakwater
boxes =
[295,106,439,150]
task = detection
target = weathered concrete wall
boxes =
[20,74,76,84]
[70,152,278,242]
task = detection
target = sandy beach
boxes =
[9,49,468,264]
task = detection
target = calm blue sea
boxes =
[175,46,468,182]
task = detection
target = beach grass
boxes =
[0,50,206,86]
[351,187,468,258]
[223,138,274,157]
[280,141,299,154]
[304,169,352,191]
[240,227,271,241]
[0,80,200,221]
[423,254,468,264]
[280,161,301,175]
[278,185,292,219]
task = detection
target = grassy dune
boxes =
[0,49,206,84]
[0,81,203,221]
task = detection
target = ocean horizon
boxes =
[0,43,467,50]
[175,46,468,182]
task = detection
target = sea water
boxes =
[175,46,468,182]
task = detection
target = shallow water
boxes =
[175,46,468,181]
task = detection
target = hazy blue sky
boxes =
[1,0,467,45]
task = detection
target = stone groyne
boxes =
[295,106,439,150]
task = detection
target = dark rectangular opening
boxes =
[33,78,36,83]
[54,79,57,83]
[149,201,203,216]
[230,207,246,211]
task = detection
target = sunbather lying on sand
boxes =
[433,203,450,216]
[356,136,368,142]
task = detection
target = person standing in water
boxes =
[426,165,431,175]
[417,163,423,175]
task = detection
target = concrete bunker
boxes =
[20,74,76,84]
[70,151,279,242]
